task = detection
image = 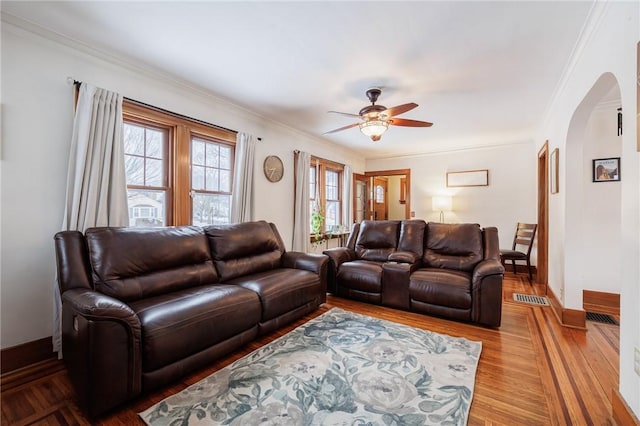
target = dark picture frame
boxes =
[592,157,620,182]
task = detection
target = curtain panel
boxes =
[54,82,129,355]
[292,150,311,251]
[230,132,256,223]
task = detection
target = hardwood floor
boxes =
[1,274,620,425]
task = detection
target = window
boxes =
[123,100,235,227]
[309,158,343,233]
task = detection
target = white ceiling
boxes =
[2,1,594,159]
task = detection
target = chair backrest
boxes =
[512,223,537,255]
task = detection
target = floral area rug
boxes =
[139,308,482,426]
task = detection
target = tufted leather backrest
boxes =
[423,222,483,272]
[355,220,400,261]
[86,226,218,301]
[205,220,284,281]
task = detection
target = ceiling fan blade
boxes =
[323,122,361,134]
[327,110,362,118]
[388,118,433,127]
[382,103,418,118]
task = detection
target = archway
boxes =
[564,73,622,310]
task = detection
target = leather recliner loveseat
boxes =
[324,220,504,327]
[54,220,327,418]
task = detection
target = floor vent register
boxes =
[513,293,550,306]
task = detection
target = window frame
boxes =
[309,157,344,234]
[123,100,236,226]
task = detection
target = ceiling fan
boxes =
[324,88,433,141]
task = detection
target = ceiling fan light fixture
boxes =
[359,120,388,141]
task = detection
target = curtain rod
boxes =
[294,150,344,168]
[68,77,262,141]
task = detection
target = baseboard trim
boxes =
[547,286,586,329]
[1,336,56,375]
[612,388,640,425]
[0,359,65,392]
[501,262,538,276]
[583,289,620,316]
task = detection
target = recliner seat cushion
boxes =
[337,260,384,293]
[409,268,472,309]
[227,269,321,322]
[129,284,260,372]
[86,226,218,302]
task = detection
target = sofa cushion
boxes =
[86,227,218,302]
[355,220,400,262]
[205,221,284,282]
[129,284,260,372]
[227,269,321,322]
[409,268,472,309]
[337,260,384,293]
[423,223,483,272]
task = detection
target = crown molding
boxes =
[539,1,610,130]
[1,11,363,160]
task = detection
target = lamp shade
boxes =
[432,196,452,212]
[359,120,389,141]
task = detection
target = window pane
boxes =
[146,158,163,187]
[125,155,144,185]
[376,185,384,203]
[205,143,217,167]
[192,140,205,166]
[326,170,339,201]
[205,168,218,191]
[192,165,205,190]
[326,201,339,230]
[124,124,144,155]
[192,193,230,226]
[127,189,166,227]
[220,146,232,169]
[309,167,316,199]
[220,170,231,192]
[146,129,163,158]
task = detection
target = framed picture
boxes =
[446,169,489,187]
[550,148,559,194]
[592,157,620,182]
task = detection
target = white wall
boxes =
[534,2,639,417]
[0,19,365,349]
[366,142,537,257]
[580,105,622,295]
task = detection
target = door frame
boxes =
[537,141,549,293]
[365,168,411,219]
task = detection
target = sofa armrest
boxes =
[61,289,142,418]
[282,251,328,275]
[322,247,356,294]
[471,259,505,327]
[388,251,421,264]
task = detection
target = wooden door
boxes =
[373,177,388,221]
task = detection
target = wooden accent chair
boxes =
[500,223,537,282]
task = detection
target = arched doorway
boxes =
[564,73,622,311]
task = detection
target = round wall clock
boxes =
[263,155,284,182]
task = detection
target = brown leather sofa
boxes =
[54,220,327,418]
[324,220,504,327]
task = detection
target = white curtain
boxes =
[342,164,353,228]
[292,150,310,251]
[54,82,129,355]
[230,132,256,223]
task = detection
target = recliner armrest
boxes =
[388,251,421,264]
[61,288,142,418]
[282,251,328,275]
[323,247,356,267]
[472,259,505,286]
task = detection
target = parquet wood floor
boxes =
[1,274,620,425]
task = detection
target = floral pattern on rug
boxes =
[139,308,482,426]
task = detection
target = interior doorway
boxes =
[364,169,411,220]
